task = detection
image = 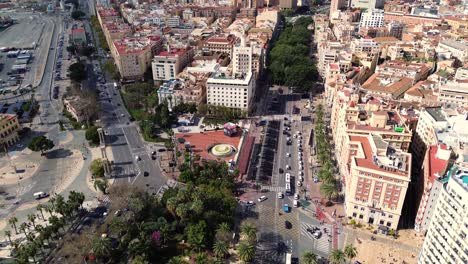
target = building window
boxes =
[352,213,357,217]
[380,220,384,225]
[389,215,393,219]
[387,222,392,227]
[359,214,364,219]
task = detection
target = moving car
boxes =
[33,192,49,200]
[277,192,284,199]
[285,220,292,229]
[258,196,267,202]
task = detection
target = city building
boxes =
[343,134,412,230]
[232,45,253,75]
[418,165,468,264]
[437,82,468,107]
[151,48,194,81]
[157,79,185,111]
[361,60,430,99]
[278,0,297,10]
[437,40,468,63]
[359,9,385,29]
[350,0,384,9]
[206,71,254,111]
[0,114,20,147]
[414,145,452,233]
[203,35,237,57]
[110,36,163,79]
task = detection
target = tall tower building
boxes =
[233,45,253,76]
[418,166,468,264]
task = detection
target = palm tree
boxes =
[36,204,45,219]
[216,222,231,242]
[24,242,38,263]
[92,236,112,259]
[213,240,229,259]
[166,197,177,218]
[175,203,189,221]
[329,249,346,264]
[4,230,12,244]
[194,252,209,264]
[302,251,318,264]
[320,180,339,201]
[27,213,37,229]
[167,256,188,264]
[217,222,231,234]
[191,199,204,216]
[237,241,255,263]
[240,223,257,243]
[318,168,334,184]
[19,222,29,237]
[344,244,357,263]
[8,217,18,234]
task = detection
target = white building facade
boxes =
[206,71,254,111]
[418,166,468,264]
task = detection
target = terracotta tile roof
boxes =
[349,135,410,177]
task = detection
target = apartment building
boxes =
[330,90,413,178]
[437,82,468,107]
[110,36,163,79]
[418,166,468,264]
[317,42,352,77]
[151,48,194,81]
[203,35,237,57]
[157,79,185,110]
[437,39,468,63]
[361,60,430,99]
[0,114,20,147]
[232,45,253,75]
[359,9,385,29]
[343,134,411,230]
[206,71,254,111]
[351,0,384,9]
[278,0,297,9]
[414,145,452,233]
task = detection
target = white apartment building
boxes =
[351,0,384,9]
[206,71,254,111]
[359,9,385,29]
[418,166,468,264]
[152,48,193,81]
[166,16,180,28]
[437,82,468,107]
[437,40,468,63]
[232,45,253,75]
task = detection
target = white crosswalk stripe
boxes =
[261,185,285,192]
[300,223,331,254]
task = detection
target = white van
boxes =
[33,192,49,200]
[293,200,299,207]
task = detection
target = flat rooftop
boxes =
[425,107,446,122]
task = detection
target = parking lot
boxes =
[0,13,54,97]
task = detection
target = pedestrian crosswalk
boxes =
[261,185,285,192]
[300,223,331,254]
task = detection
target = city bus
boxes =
[285,173,291,183]
[285,183,291,196]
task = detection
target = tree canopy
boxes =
[85,126,100,145]
[69,62,87,82]
[28,136,54,154]
[269,16,318,92]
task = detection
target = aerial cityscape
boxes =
[0,0,466,263]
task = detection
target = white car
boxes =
[293,134,297,138]
[286,165,291,170]
[294,193,300,200]
[135,155,141,161]
[277,192,284,199]
[299,166,304,171]
[299,171,304,176]
[297,181,302,187]
[299,176,304,182]
[258,196,267,202]
[286,153,291,157]
[298,160,303,166]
